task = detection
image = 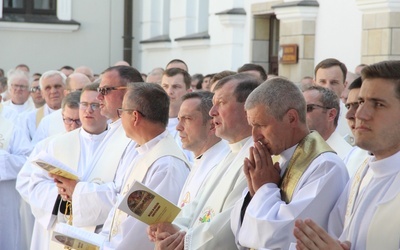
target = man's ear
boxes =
[286,109,299,125]
[328,108,338,122]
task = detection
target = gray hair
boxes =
[125,82,169,127]
[7,69,30,88]
[303,85,340,127]
[39,70,67,89]
[62,91,81,110]
[245,77,307,123]
[181,91,214,124]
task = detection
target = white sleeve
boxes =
[72,181,119,227]
[28,166,59,230]
[0,125,31,181]
[234,155,349,249]
[105,156,189,250]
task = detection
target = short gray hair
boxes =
[303,85,340,127]
[39,70,67,89]
[245,77,307,123]
[181,91,214,124]
[125,82,169,127]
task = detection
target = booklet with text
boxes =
[52,223,105,250]
[118,180,181,225]
[32,151,80,180]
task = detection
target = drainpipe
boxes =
[123,0,133,65]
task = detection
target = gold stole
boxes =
[109,133,190,239]
[280,131,334,203]
[36,106,45,128]
[0,113,14,150]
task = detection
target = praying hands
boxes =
[293,219,351,250]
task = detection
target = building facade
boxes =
[1,0,400,81]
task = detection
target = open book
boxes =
[118,180,181,225]
[52,223,105,250]
[32,151,80,180]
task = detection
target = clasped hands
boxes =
[147,223,185,250]
[244,141,281,196]
[50,174,77,202]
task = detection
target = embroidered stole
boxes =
[36,106,45,128]
[193,137,253,227]
[109,133,189,239]
[280,131,334,203]
[343,158,370,229]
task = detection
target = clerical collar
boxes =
[136,130,168,155]
[229,136,252,154]
[369,150,400,178]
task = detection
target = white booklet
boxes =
[52,223,105,250]
[32,151,80,180]
[118,180,181,225]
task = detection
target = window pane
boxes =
[34,0,56,10]
[3,0,24,8]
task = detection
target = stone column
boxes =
[356,0,400,64]
[273,0,318,82]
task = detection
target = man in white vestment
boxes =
[16,91,82,250]
[342,77,371,178]
[28,83,110,250]
[20,70,66,141]
[32,72,92,145]
[294,60,400,250]
[92,82,189,250]
[314,58,353,143]
[48,66,144,240]
[176,91,230,207]
[303,86,353,160]
[148,73,260,249]
[230,77,349,250]
[2,69,35,114]
[0,103,31,250]
[161,68,194,163]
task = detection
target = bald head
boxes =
[65,73,91,93]
[74,66,94,81]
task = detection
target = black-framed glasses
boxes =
[30,86,41,93]
[63,117,82,126]
[117,108,146,118]
[97,86,128,96]
[306,104,332,113]
[79,102,101,111]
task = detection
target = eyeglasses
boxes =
[306,104,332,113]
[30,86,41,93]
[67,88,83,93]
[63,117,82,126]
[11,84,29,90]
[117,108,146,118]
[79,102,101,111]
[97,86,128,96]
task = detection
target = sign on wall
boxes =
[278,44,298,64]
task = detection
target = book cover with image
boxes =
[32,151,80,180]
[118,180,181,225]
[52,223,105,250]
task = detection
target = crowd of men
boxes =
[0,58,399,250]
